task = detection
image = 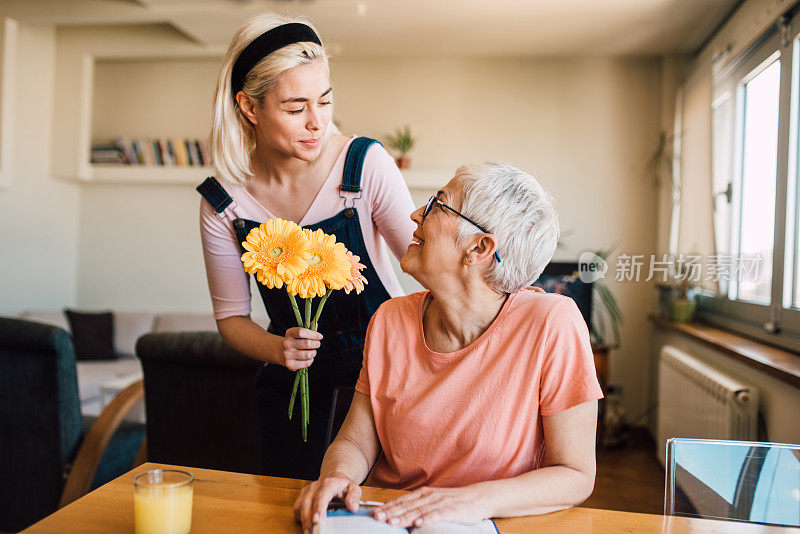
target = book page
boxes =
[412,519,499,534]
[312,509,409,534]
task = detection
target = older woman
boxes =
[294,161,603,532]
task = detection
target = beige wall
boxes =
[676,64,715,260]
[75,54,664,416]
[0,22,80,315]
[2,9,792,438]
[334,56,663,417]
[5,21,669,419]
[77,57,219,313]
[0,0,794,448]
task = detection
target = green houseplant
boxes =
[386,125,415,169]
[588,246,623,348]
[668,254,698,323]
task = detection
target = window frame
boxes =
[698,21,800,351]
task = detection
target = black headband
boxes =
[230,22,321,97]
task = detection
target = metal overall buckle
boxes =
[338,185,362,218]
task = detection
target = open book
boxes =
[312,504,498,534]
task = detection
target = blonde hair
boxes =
[210,13,329,184]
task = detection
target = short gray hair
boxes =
[454,162,560,293]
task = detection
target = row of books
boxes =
[91,137,210,167]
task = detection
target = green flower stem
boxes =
[301,369,309,442]
[311,289,333,330]
[286,292,306,424]
[288,371,301,419]
[304,369,310,423]
[287,293,304,327]
[304,298,312,329]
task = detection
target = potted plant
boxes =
[588,246,623,348]
[668,254,698,323]
[386,125,415,169]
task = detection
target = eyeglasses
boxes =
[422,196,501,263]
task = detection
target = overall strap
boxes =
[196,176,237,218]
[339,137,381,195]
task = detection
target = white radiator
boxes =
[656,345,758,465]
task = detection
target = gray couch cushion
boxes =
[153,313,217,333]
[113,313,156,356]
[76,357,142,410]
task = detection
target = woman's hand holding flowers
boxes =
[280,326,323,371]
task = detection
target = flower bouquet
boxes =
[240,219,367,441]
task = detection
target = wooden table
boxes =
[24,463,794,533]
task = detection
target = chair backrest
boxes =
[325,386,355,449]
[136,332,264,474]
[0,317,83,532]
[665,437,800,527]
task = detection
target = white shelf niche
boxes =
[53,50,219,182]
[87,164,215,185]
[88,166,453,189]
[400,168,453,190]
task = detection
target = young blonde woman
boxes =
[197,14,415,479]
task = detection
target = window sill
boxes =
[649,314,800,388]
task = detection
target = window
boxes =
[704,18,800,349]
[735,57,780,304]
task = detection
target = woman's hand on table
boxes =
[294,474,362,533]
[280,327,322,371]
[373,485,490,528]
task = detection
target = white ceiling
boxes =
[5,0,743,56]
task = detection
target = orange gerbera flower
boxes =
[343,251,368,294]
[286,229,351,298]
[241,219,311,289]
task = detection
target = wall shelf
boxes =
[86,164,214,185]
[400,169,452,190]
[80,164,451,189]
[49,47,451,190]
[82,166,450,189]
[52,50,219,183]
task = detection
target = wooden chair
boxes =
[0,317,145,532]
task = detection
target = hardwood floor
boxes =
[581,427,666,515]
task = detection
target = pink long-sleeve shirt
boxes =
[200,135,416,320]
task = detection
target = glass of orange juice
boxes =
[133,469,193,534]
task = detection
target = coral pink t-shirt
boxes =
[355,286,603,490]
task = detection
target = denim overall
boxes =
[196,138,392,479]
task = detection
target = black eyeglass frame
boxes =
[422,196,501,263]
